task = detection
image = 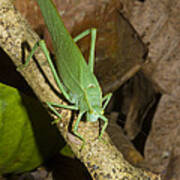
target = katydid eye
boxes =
[88,84,96,88]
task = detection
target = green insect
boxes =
[20,0,112,145]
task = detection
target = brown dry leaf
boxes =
[14,0,43,30]
[122,71,157,140]
[143,93,180,173]
[94,10,147,94]
[163,143,180,180]
[128,0,180,178]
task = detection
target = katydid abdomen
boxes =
[37,0,103,110]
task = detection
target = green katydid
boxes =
[20,0,112,145]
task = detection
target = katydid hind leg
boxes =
[102,93,112,110]
[38,40,72,102]
[73,29,91,42]
[88,28,96,73]
[17,42,39,70]
[18,40,71,102]
[73,28,97,73]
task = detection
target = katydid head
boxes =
[87,107,104,122]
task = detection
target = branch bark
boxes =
[0,0,160,179]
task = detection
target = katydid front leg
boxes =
[98,115,108,139]
[73,111,86,148]
[48,103,86,147]
[102,93,112,110]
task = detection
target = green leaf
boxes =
[0,82,65,174]
[60,144,75,159]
